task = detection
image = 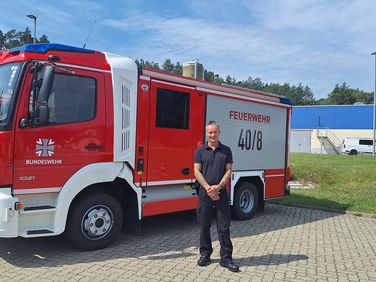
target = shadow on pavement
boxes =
[271,193,351,212]
[204,253,309,266]
[0,204,340,268]
[237,254,309,266]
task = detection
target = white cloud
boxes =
[243,0,376,32]
[102,11,361,97]
[2,0,376,98]
[102,13,300,66]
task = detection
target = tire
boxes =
[349,149,358,155]
[233,182,259,220]
[66,192,123,251]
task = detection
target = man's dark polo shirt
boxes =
[194,142,233,185]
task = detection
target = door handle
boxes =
[181,168,190,175]
[85,144,104,150]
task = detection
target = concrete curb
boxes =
[288,181,316,189]
[267,201,376,219]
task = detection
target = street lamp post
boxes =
[372,52,376,157]
[26,15,37,44]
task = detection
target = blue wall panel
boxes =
[291,105,373,129]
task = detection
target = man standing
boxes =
[194,120,239,272]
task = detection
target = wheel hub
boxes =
[82,205,113,240]
[239,190,254,213]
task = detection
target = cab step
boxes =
[21,205,56,214]
[27,229,54,235]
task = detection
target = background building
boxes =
[290,105,374,154]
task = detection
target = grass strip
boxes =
[275,153,376,214]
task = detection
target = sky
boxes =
[1,0,376,99]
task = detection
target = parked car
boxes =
[342,138,374,155]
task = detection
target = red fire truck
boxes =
[0,44,291,250]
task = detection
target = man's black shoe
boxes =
[197,256,211,267]
[219,260,240,272]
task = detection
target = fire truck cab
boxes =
[0,44,291,250]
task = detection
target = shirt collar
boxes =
[204,141,222,150]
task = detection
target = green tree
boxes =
[213,74,224,84]
[135,57,372,106]
[162,58,174,73]
[262,82,315,105]
[38,34,49,44]
[204,70,215,82]
[225,75,237,85]
[352,89,374,104]
[135,58,160,71]
[0,30,5,48]
[290,83,315,105]
[2,29,20,49]
[0,28,49,49]
[303,86,316,105]
[204,70,223,83]
[172,62,182,75]
[326,83,356,105]
[242,77,264,91]
[316,97,326,104]
[319,83,374,105]
[19,27,33,45]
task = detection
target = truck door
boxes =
[147,81,196,185]
[13,67,107,193]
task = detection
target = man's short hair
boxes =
[206,120,220,130]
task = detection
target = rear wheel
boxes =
[233,182,259,220]
[67,192,123,251]
[349,149,358,155]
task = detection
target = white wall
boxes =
[291,129,374,154]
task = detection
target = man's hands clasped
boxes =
[206,184,222,201]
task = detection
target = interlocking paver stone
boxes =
[0,204,376,281]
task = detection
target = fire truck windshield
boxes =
[0,63,21,126]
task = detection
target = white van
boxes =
[342,138,374,155]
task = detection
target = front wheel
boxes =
[66,192,123,251]
[232,182,259,220]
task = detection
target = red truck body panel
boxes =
[0,44,291,242]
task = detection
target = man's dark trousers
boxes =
[198,186,233,263]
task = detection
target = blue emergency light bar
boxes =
[9,43,95,54]
[279,97,292,105]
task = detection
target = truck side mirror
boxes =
[38,66,54,103]
[36,65,55,125]
[38,105,49,124]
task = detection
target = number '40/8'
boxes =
[238,129,263,150]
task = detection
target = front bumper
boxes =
[0,188,19,237]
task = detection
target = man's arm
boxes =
[194,163,220,201]
[220,163,232,187]
[207,163,232,194]
[194,163,209,190]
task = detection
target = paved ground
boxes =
[0,204,376,282]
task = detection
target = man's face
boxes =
[206,124,220,144]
